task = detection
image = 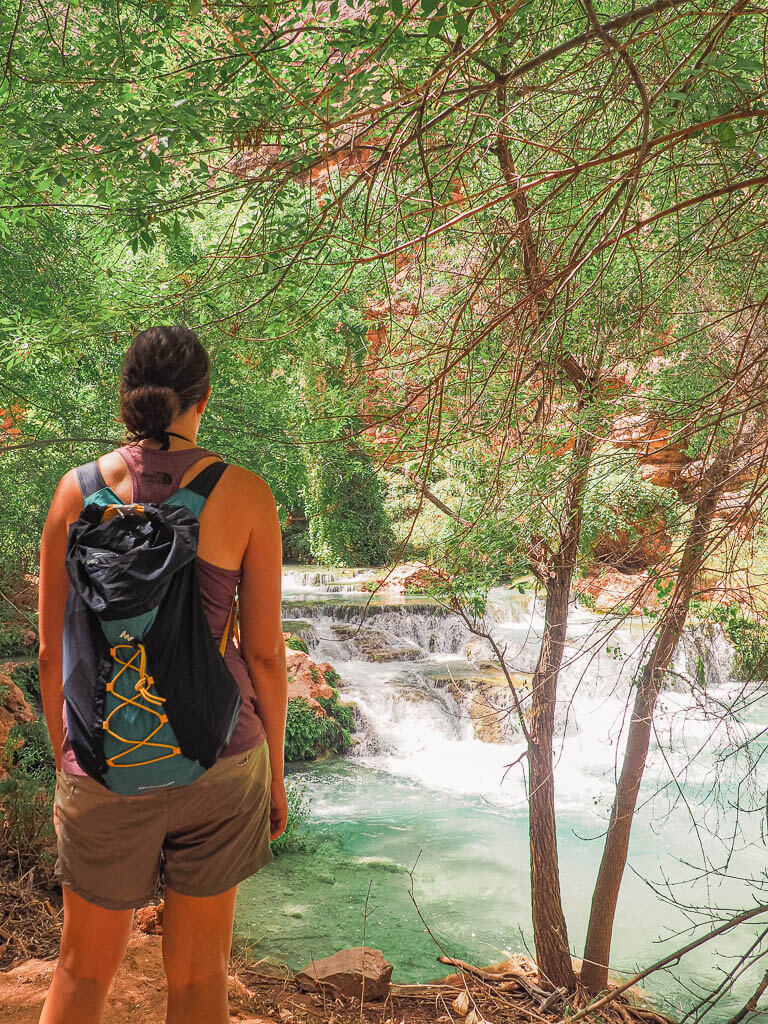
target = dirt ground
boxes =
[0,926,541,1024]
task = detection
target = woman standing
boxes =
[36,325,288,1024]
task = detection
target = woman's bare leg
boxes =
[162,885,238,1024]
[39,885,134,1024]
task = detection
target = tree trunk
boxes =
[580,451,734,992]
[495,84,596,988]
[528,433,594,989]
[529,573,578,988]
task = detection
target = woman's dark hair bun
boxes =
[122,385,181,440]
[120,326,210,443]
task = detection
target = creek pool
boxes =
[234,568,768,1021]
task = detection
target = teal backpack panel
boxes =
[99,608,205,794]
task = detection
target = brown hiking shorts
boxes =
[54,739,273,911]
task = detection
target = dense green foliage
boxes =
[302,435,397,566]
[10,662,41,709]
[2,0,766,579]
[0,722,56,869]
[714,605,768,682]
[284,634,310,655]
[284,695,352,762]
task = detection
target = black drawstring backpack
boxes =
[62,458,243,795]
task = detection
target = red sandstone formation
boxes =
[0,669,35,759]
[573,571,661,615]
[285,648,335,715]
[366,560,449,594]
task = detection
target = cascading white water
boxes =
[283,571,760,818]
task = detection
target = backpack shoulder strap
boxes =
[183,460,229,499]
[74,460,108,501]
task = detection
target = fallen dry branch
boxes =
[437,954,551,1002]
[0,862,62,970]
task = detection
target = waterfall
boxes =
[282,567,744,810]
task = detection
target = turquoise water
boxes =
[236,757,767,1020]
[234,570,768,1020]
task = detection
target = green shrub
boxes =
[0,722,56,869]
[271,777,313,854]
[717,606,768,681]
[0,624,35,659]
[580,462,680,571]
[284,696,351,761]
[285,634,309,655]
[317,687,354,732]
[323,667,341,687]
[5,720,56,789]
[10,662,40,708]
[302,435,397,567]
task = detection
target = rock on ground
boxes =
[295,946,393,1001]
[134,903,163,935]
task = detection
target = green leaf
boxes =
[732,57,763,74]
[190,0,201,16]
[453,12,468,35]
[718,121,737,148]
[147,150,162,171]
[388,0,403,13]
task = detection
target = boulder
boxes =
[609,414,691,491]
[331,623,422,662]
[286,650,335,715]
[639,459,690,488]
[295,947,393,1002]
[574,571,660,614]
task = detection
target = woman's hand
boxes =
[53,801,59,837]
[269,776,288,841]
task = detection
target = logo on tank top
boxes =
[139,470,173,485]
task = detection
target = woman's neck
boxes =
[137,431,199,452]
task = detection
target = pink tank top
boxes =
[60,442,267,776]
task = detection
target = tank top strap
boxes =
[116,444,223,504]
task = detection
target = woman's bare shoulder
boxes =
[224,465,277,507]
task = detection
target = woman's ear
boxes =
[198,384,212,414]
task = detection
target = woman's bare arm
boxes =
[38,470,82,773]
[234,469,288,835]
